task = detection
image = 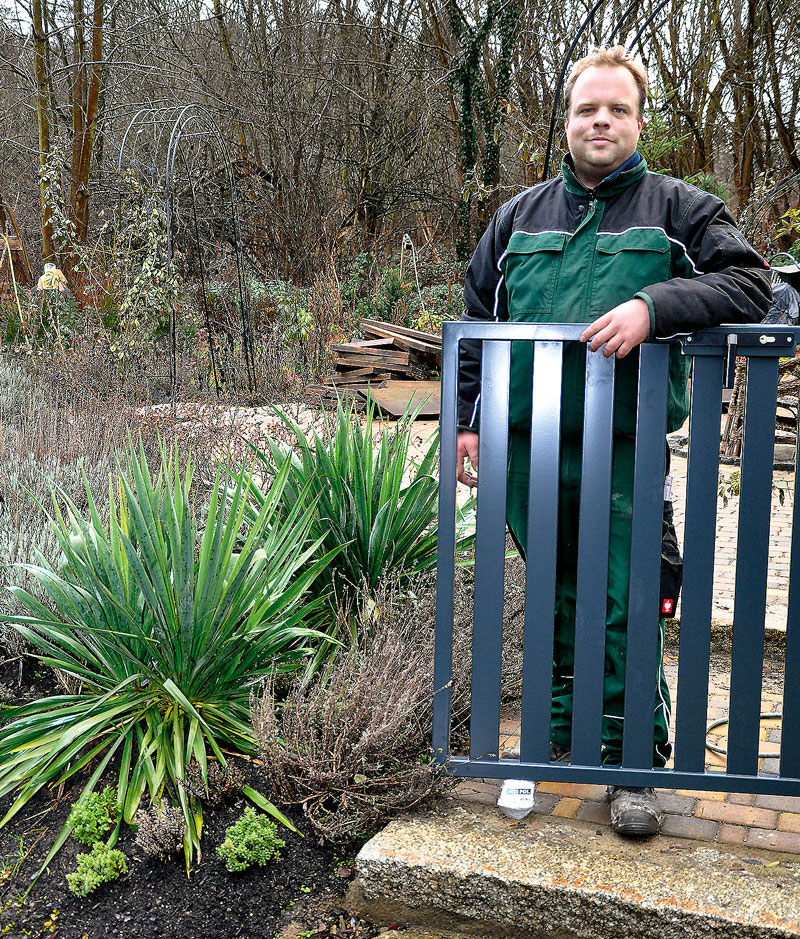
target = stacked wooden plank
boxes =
[309,318,442,402]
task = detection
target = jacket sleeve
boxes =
[637,192,772,337]
[458,206,511,429]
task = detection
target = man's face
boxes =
[565,65,644,188]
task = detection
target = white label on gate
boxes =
[664,475,673,502]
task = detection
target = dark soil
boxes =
[0,653,363,939]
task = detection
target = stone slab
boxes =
[366,380,441,418]
[356,800,800,938]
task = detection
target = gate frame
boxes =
[433,322,800,796]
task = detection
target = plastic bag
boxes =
[762,279,800,326]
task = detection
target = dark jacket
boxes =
[458,153,772,434]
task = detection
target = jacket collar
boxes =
[562,151,647,198]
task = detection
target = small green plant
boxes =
[66,842,128,897]
[261,280,313,339]
[373,266,405,321]
[685,171,731,203]
[405,282,464,333]
[341,252,373,309]
[777,208,800,261]
[638,87,689,175]
[67,786,119,845]
[718,469,788,507]
[216,807,285,872]
[0,836,29,886]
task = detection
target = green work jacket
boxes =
[458,153,771,436]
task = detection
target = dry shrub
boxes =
[128,402,257,477]
[250,558,527,844]
[448,539,528,734]
[302,267,359,376]
[183,759,245,805]
[135,804,186,859]
[251,574,455,844]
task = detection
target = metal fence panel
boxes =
[433,322,800,797]
[673,355,724,773]
[727,356,779,776]
[782,455,800,779]
[571,350,615,767]
[622,343,669,769]
[470,341,511,760]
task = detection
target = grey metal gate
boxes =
[433,323,800,795]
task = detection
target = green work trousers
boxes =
[506,430,672,768]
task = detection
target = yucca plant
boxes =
[232,399,474,649]
[0,441,331,872]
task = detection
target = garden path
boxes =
[668,446,795,632]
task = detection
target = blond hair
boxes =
[565,46,648,119]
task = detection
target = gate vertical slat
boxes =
[622,344,669,768]
[780,451,800,778]
[673,354,725,772]
[520,341,564,764]
[571,350,616,766]
[432,327,461,761]
[727,356,779,776]
[470,340,511,760]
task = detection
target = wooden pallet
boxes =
[323,319,442,402]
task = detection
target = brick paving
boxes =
[456,757,800,856]
[454,444,800,855]
[454,655,800,853]
[668,438,796,631]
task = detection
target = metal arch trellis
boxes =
[116,104,257,397]
[741,168,800,249]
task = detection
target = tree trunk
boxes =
[32,0,55,265]
[70,0,104,246]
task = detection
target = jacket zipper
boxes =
[583,191,600,315]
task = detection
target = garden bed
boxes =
[0,361,481,939]
[0,652,364,939]
[0,786,357,939]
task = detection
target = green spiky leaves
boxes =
[0,440,332,870]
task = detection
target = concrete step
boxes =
[354,799,800,938]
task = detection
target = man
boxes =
[456,46,770,837]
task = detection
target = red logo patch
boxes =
[661,598,674,615]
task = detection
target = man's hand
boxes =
[456,430,479,487]
[580,298,650,358]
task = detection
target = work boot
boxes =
[607,786,662,837]
[549,742,571,762]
